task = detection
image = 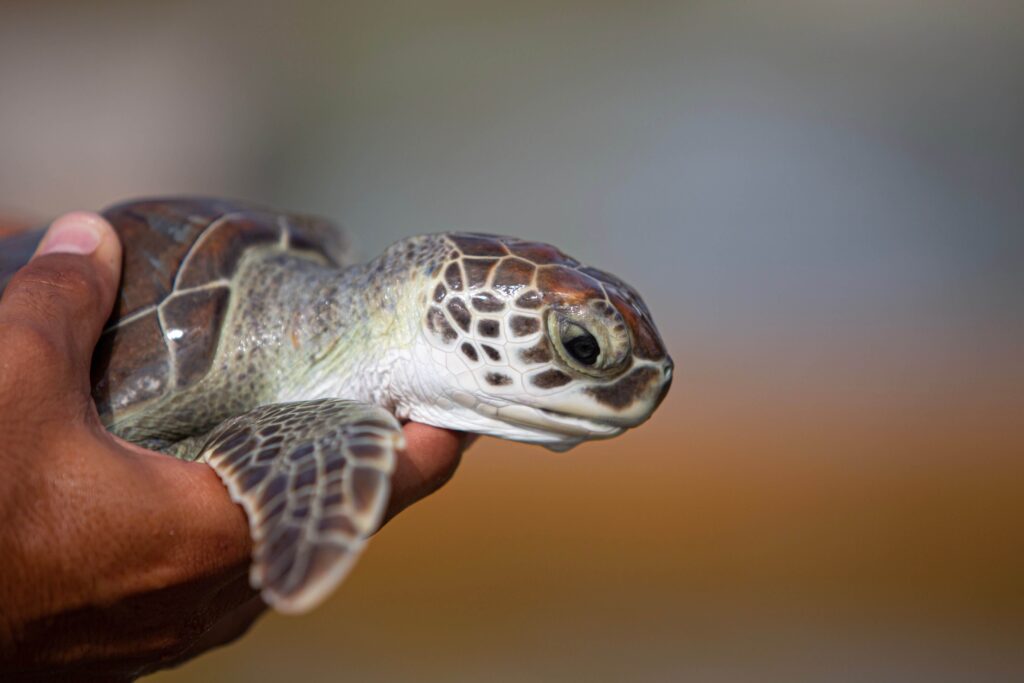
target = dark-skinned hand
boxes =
[0,212,469,682]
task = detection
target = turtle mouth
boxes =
[450,392,623,440]
[534,408,625,438]
[492,404,623,439]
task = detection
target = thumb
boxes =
[0,212,122,393]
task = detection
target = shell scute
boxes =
[103,199,225,319]
[535,265,604,306]
[91,314,171,417]
[492,257,535,295]
[93,198,346,418]
[463,258,499,289]
[507,240,578,266]
[450,234,509,257]
[161,286,232,387]
[176,213,282,289]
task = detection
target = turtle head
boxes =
[394,233,672,450]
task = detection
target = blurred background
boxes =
[3,1,1023,680]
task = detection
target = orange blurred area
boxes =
[0,221,35,238]
[152,335,1024,681]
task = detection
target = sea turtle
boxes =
[0,198,673,614]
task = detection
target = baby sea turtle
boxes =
[0,198,673,613]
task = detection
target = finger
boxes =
[384,424,476,522]
[192,593,266,656]
[137,451,254,576]
[0,212,122,389]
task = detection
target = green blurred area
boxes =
[2,2,1022,680]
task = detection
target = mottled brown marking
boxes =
[471,292,505,313]
[509,315,540,337]
[214,427,251,455]
[160,286,231,387]
[461,342,479,362]
[446,298,472,332]
[535,266,605,305]
[444,262,463,291]
[427,306,458,343]
[239,465,272,492]
[322,491,345,507]
[464,258,499,288]
[493,257,535,295]
[519,341,553,364]
[220,440,257,473]
[515,290,543,309]
[486,372,512,386]
[255,443,282,463]
[450,234,508,257]
[481,344,502,362]
[433,283,447,303]
[294,467,317,490]
[585,366,662,409]
[591,300,617,318]
[288,443,316,462]
[348,444,383,458]
[354,418,395,431]
[257,474,288,506]
[426,306,441,333]
[531,369,572,389]
[477,320,500,338]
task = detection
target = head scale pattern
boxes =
[410,232,672,447]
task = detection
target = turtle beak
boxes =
[654,356,673,411]
[564,360,674,429]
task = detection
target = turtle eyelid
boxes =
[560,321,591,340]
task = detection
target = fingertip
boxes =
[34,211,122,280]
[36,211,109,256]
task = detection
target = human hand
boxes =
[0,212,467,681]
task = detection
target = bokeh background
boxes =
[3,1,1023,681]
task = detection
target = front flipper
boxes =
[198,399,402,614]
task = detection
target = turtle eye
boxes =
[561,324,600,366]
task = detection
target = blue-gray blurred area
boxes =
[3,1,1021,347]
[2,2,1022,681]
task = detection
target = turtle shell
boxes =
[91,197,348,420]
